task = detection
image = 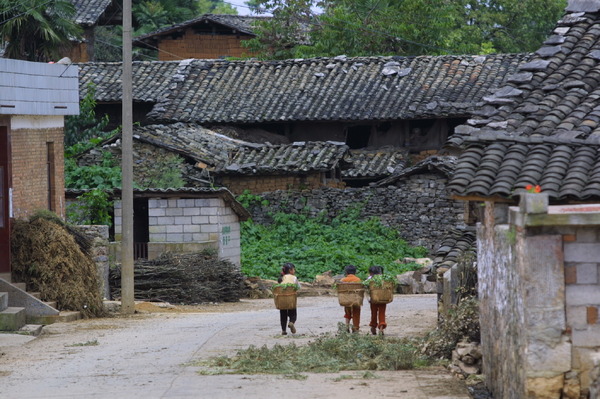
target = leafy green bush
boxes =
[241,208,428,281]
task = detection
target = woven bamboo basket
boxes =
[368,281,395,304]
[272,286,298,310]
[336,282,365,307]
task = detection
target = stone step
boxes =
[29,292,41,300]
[12,282,26,291]
[19,324,44,336]
[0,307,26,331]
[0,292,7,312]
[44,301,58,309]
[0,273,10,282]
[27,311,82,325]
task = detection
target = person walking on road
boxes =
[278,262,299,335]
[340,264,362,333]
[367,265,387,336]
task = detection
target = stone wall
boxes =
[219,173,345,196]
[74,225,110,300]
[246,172,466,252]
[479,195,600,398]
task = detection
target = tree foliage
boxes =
[0,0,82,61]
[246,0,567,58]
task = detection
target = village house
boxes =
[133,14,267,60]
[0,58,79,329]
[67,0,123,62]
[446,0,600,397]
[78,53,529,158]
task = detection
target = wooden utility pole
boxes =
[121,0,134,314]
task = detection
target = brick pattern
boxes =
[158,30,254,61]
[10,126,65,219]
[114,197,241,265]
[565,228,600,343]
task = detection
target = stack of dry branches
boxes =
[110,251,245,304]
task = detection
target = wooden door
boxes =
[0,127,11,273]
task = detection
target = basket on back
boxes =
[272,285,298,310]
[336,282,365,307]
[368,281,395,304]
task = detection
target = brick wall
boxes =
[10,117,65,219]
[158,29,255,60]
[113,196,242,265]
[479,195,600,398]
[220,173,345,195]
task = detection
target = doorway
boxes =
[0,127,11,274]
[133,198,149,260]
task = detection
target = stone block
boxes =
[165,207,183,216]
[166,234,184,243]
[526,375,564,399]
[156,216,174,226]
[183,224,201,233]
[577,228,598,243]
[564,243,600,263]
[192,216,209,224]
[573,325,600,346]
[194,199,210,207]
[202,224,219,233]
[567,285,600,306]
[148,225,166,234]
[166,225,183,234]
[567,305,589,329]
[200,207,218,216]
[148,208,165,217]
[183,207,200,216]
[174,216,192,225]
[519,192,548,214]
[526,336,571,377]
[577,263,598,284]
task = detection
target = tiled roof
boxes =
[431,228,477,271]
[67,187,250,220]
[447,1,600,201]
[375,155,457,186]
[133,14,267,44]
[132,123,250,167]
[147,54,530,124]
[343,148,408,179]
[216,141,351,175]
[77,61,182,102]
[71,0,114,26]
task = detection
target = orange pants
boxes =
[344,305,361,331]
[369,303,387,329]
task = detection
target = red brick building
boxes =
[0,59,79,277]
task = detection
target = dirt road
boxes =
[0,294,470,398]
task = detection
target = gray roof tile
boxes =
[71,0,116,26]
[448,5,600,201]
[145,54,530,124]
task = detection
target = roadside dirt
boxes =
[0,295,472,399]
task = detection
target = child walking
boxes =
[341,264,362,333]
[367,265,387,336]
[278,262,299,335]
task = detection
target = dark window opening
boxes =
[447,117,468,138]
[133,198,149,260]
[47,142,55,212]
[346,125,371,149]
[0,166,4,228]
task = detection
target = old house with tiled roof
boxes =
[78,53,529,163]
[68,0,123,62]
[147,54,530,159]
[446,0,600,397]
[133,14,266,60]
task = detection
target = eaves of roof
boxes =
[71,0,116,26]
[447,2,600,201]
[375,155,457,186]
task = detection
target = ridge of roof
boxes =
[145,53,530,124]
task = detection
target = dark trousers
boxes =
[280,309,297,332]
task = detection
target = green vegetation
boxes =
[0,0,82,62]
[196,330,429,375]
[240,206,428,281]
[246,0,567,59]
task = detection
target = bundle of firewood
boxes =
[110,251,245,304]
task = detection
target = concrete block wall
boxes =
[479,196,600,398]
[114,196,241,266]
